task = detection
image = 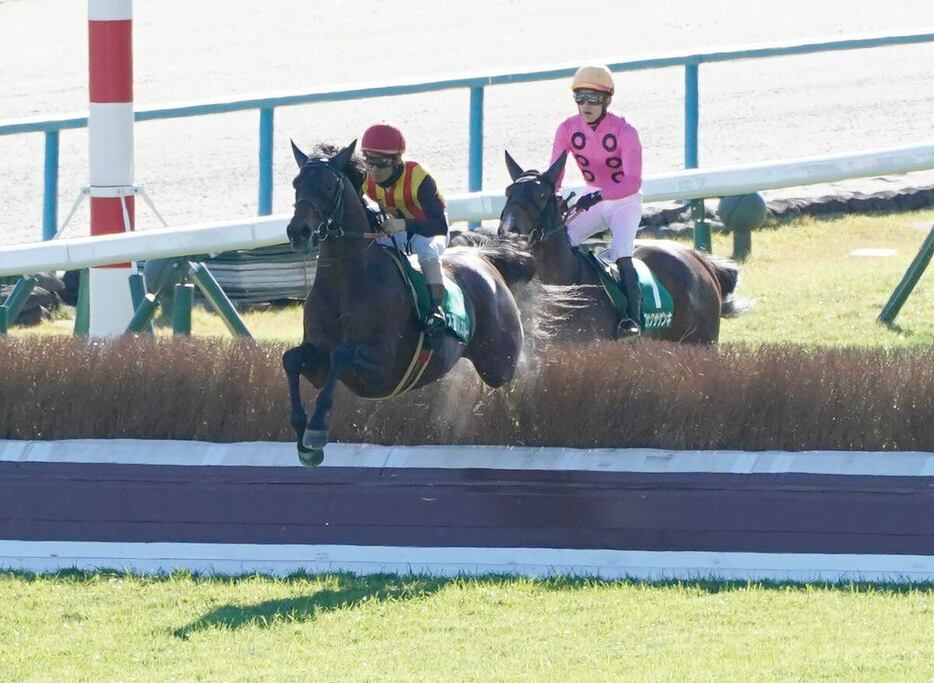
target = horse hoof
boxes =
[302,428,329,451]
[297,443,325,467]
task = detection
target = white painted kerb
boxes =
[2,439,932,477]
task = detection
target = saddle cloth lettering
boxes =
[577,247,675,331]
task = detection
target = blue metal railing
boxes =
[2,30,933,240]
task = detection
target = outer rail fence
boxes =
[1,30,933,241]
[1,142,932,278]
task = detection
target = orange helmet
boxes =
[361,123,406,155]
[571,64,615,95]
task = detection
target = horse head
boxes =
[498,150,567,244]
[287,140,364,253]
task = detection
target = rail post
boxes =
[74,269,90,335]
[684,63,712,252]
[468,86,484,229]
[878,226,934,324]
[0,277,39,332]
[42,131,60,241]
[172,282,194,335]
[189,262,252,337]
[127,271,153,334]
[258,107,274,215]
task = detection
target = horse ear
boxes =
[542,150,568,186]
[291,139,308,168]
[505,150,524,182]
[331,140,357,172]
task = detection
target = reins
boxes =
[314,240,376,267]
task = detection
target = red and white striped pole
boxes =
[88,0,135,335]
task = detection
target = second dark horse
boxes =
[498,151,746,343]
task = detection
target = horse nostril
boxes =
[287,220,311,251]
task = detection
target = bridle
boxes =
[501,172,564,245]
[294,160,380,243]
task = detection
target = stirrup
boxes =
[423,310,447,336]
[616,317,641,340]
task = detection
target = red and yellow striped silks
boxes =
[364,161,445,219]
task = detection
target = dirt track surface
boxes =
[1,0,933,246]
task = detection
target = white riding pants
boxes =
[377,232,448,285]
[567,192,643,260]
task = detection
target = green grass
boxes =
[714,209,934,347]
[14,299,307,344]
[10,208,934,347]
[1,572,932,681]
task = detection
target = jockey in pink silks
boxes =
[549,64,644,339]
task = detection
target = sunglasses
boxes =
[574,92,607,105]
[364,155,395,169]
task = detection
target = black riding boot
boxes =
[615,257,642,340]
[424,284,447,348]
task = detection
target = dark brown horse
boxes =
[283,141,529,465]
[498,151,746,343]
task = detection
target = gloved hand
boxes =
[556,191,576,217]
[380,217,407,235]
[576,191,603,212]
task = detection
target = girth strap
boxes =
[373,254,436,399]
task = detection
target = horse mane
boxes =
[304,142,384,228]
[309,142,367,192]
[449,231,593,345]
[449,225,498,248]
[469,232,536,287]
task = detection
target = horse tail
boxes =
[693,251,752,318]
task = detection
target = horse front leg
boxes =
[282,343,328,458]
[300,344,358,466]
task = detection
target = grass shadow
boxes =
[880,320,913,336]
[172,572,447,638]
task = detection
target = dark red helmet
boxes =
[361,123,406,155]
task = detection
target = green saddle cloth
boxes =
[384,247,472,344]
[574,248,675,332]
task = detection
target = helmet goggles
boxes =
[363,153,395,169]
[574,89,608,105]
